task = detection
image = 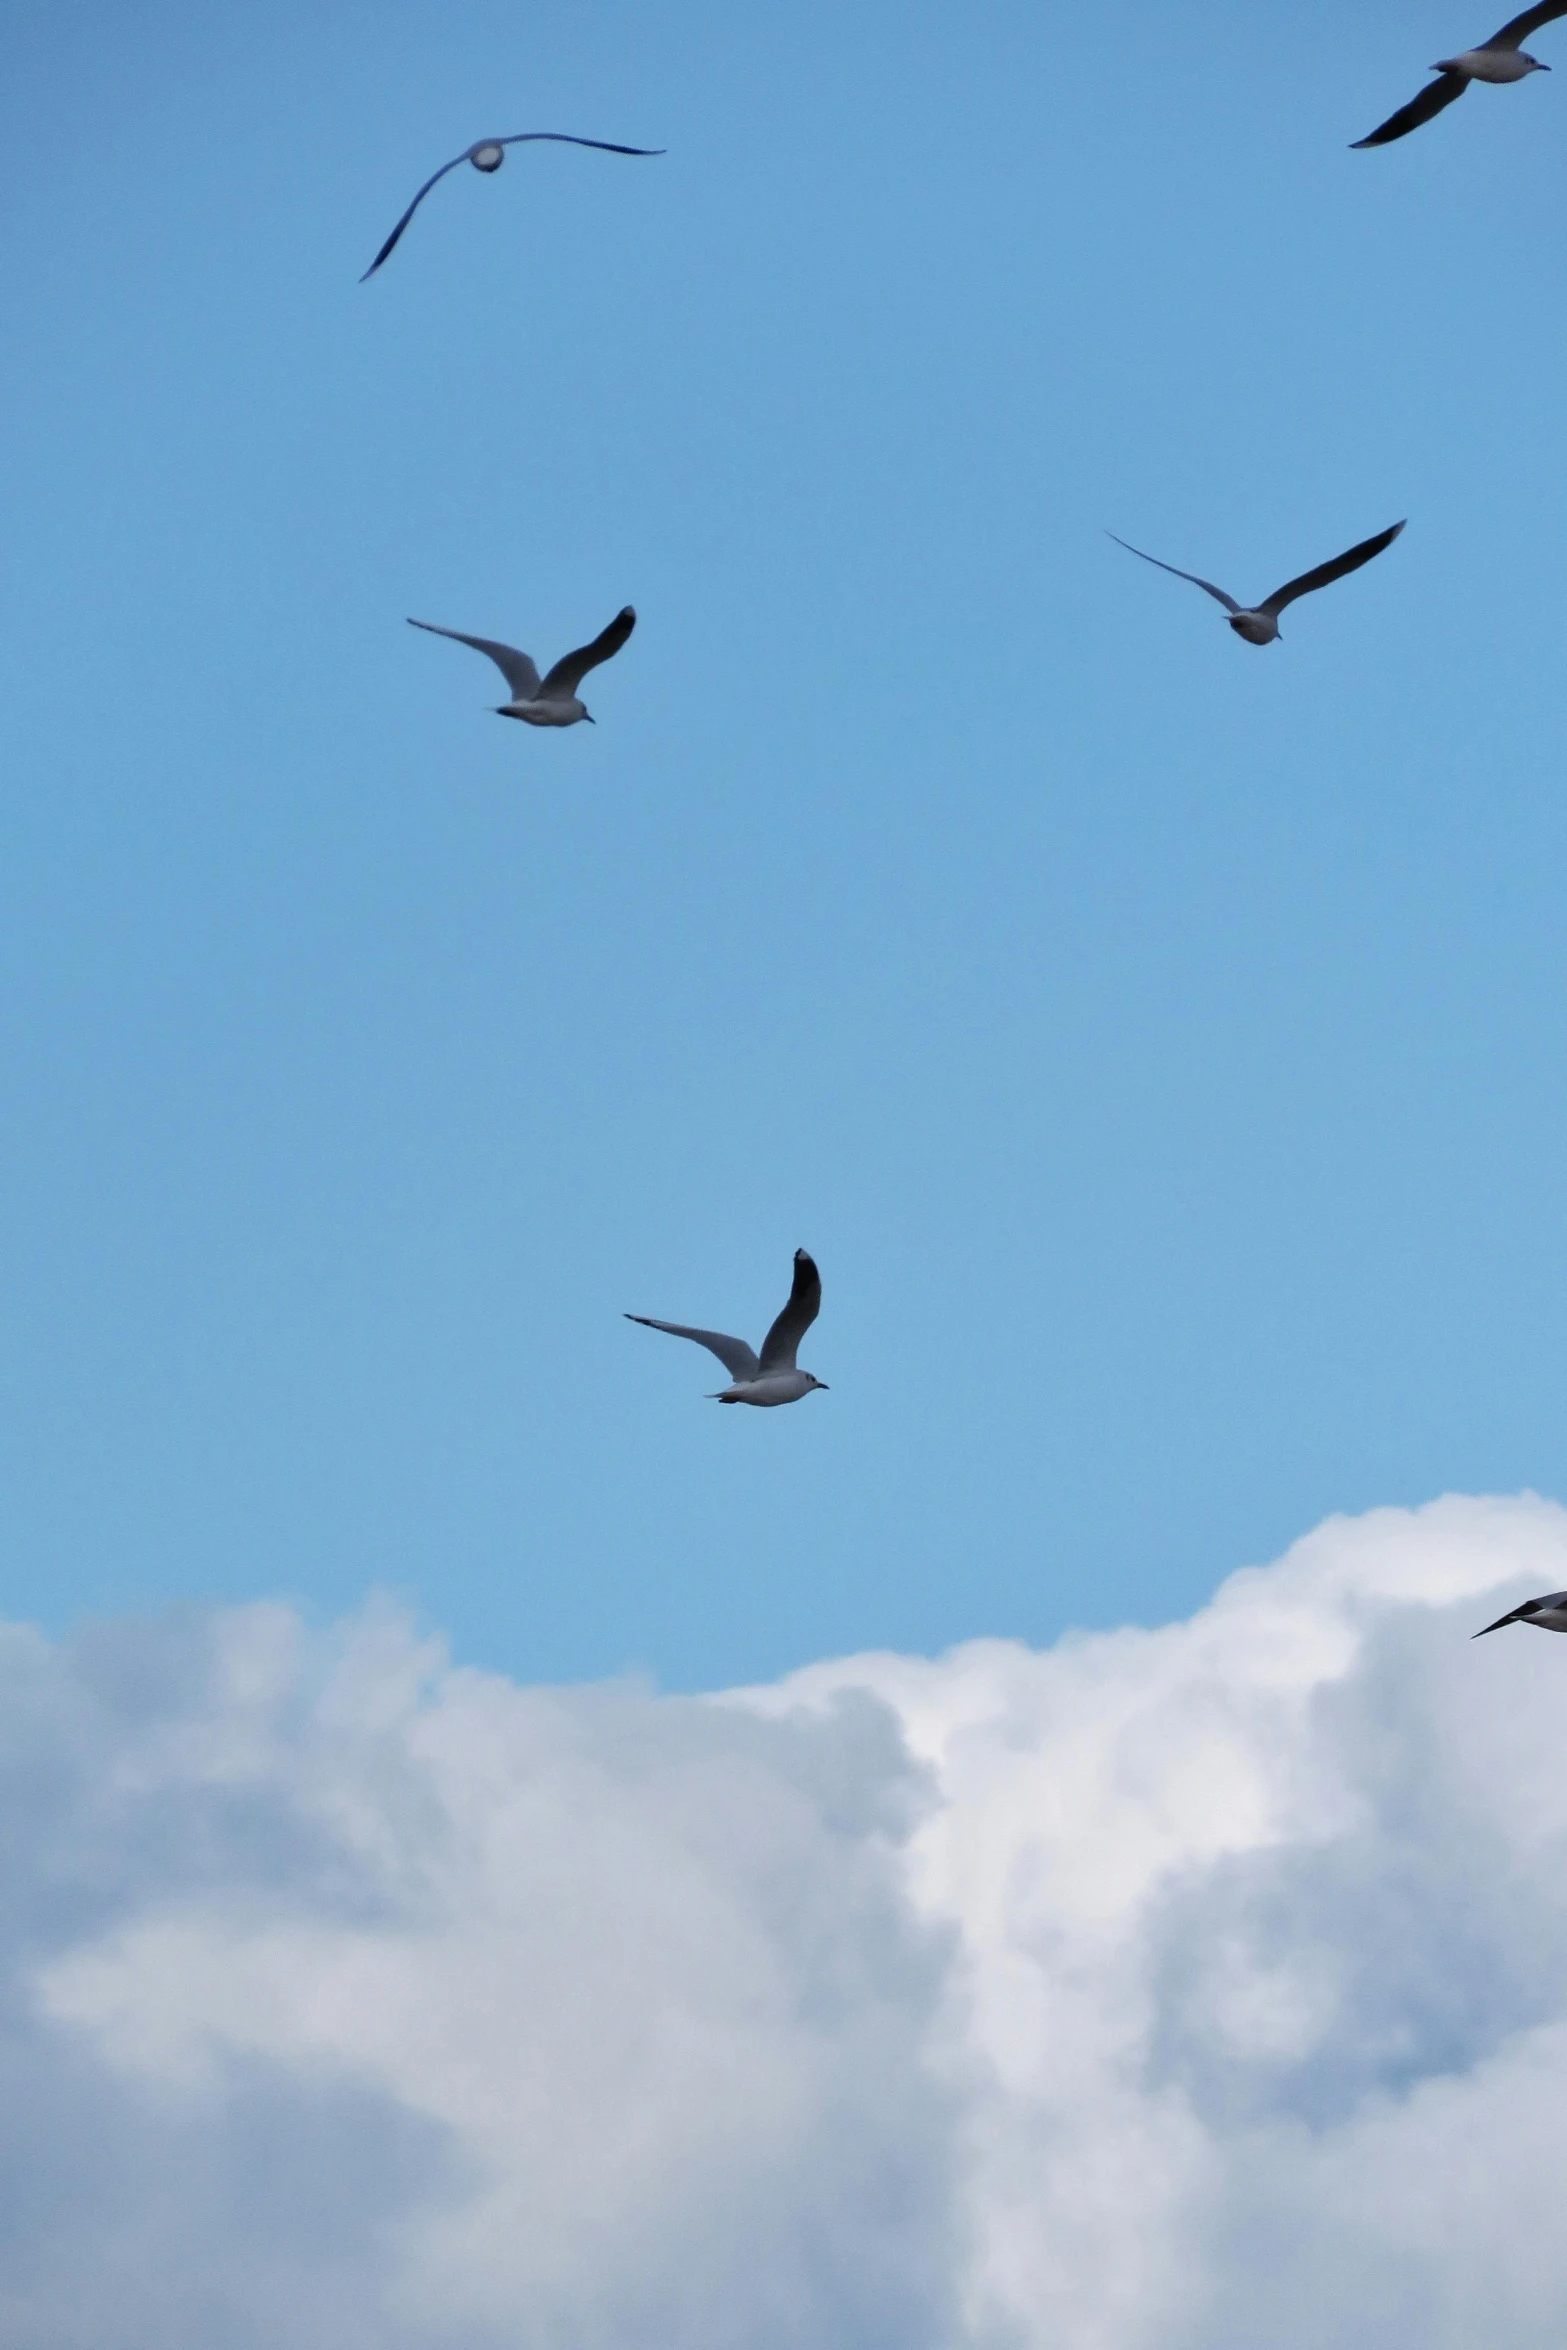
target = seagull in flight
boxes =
[626,1250,829,1406]
[362,132,664,279]
[1473,1588,1567,1637]
[1106,521,1405,646]
[1353,4,1566,146]
[408,606,635,727]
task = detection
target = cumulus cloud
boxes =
[6,1495,1567,2347]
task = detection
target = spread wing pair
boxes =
[625,1249,822,1383]
[407,607,635,706]
[363,131,664,279]
[1353,3,1567,147]
[1107,521,1405,622]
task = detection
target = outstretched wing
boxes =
[361,150,471,279]
[539,607,637,701]
[1488,1,1567,49]
[624,1315,760,1382]
[759,1250,821,1373]
[1352,72,1468,148]
[497,132,666,157]
[1260,521,1405,617]
[1106,533,1239,614]
[1472,1589,1567,1636]
[407,619,542,701]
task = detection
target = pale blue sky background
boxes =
[1,0,1564,1689]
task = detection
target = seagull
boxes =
[1473,1589,1567,1637]
[408,607,635,726]
[1353,4,1565,146]
[362,132,664,279]
[626,1250,829,1405]
[1106,521,1405,646]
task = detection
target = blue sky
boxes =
[2,0,1565,1691]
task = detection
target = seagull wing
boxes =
[407,619,542,700]
[539,607,636,701]
[1472,1588,1567,1636]
[624,1315,761,1381]
[1259,521,1405,617]
[1105,533,1239,614]
[497,132,667,157]
[1487,1,1567,48]
[1352,71,1469,147]
[361,150,471,279]
[759,1250,822,1373]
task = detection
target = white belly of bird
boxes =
[1449,48,1538,82]
[1228,611,1279,646]
[719,1370,815,1406]
[510,699,585,727]
[1531,1605,1567,1632]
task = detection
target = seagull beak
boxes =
[584,712,597,723]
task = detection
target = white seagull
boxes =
[362,132,664,279]
[1353,4,1566,146]
[1473,1589,1567,1637]
[408,606,635,727]
[626,1249,829,1406]
[1107,521,1405,646]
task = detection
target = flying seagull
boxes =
[1473,1589,1567,1637]
[1353,4,1565,146]
[1106,521,1405,646]
[362,132,664,279]
[408,606,635,726]
[626,1249,829,1406]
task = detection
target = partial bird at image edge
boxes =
[1473,1589,1567,1636]
[1352,2,1566,147]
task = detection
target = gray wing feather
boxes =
[539,607,637,701]
[624,1315,760,1382]
[1106,533,1240,614]
[407,619,542,700]
[1488,1,1567,47]
[1259,521,1405,617]
[759,1250,821,1373]
[1352,72,1468,146]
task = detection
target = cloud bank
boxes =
[7,1495,1567,2347]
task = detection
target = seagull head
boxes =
[805,1374,829,1393]
[469,141,506,172]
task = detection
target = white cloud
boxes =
[8,1495,1567,2346]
